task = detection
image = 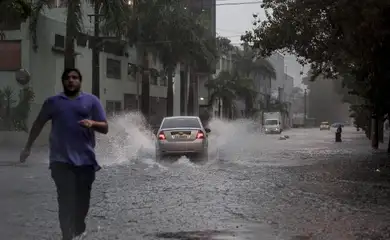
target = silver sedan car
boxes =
[155,116,211,160]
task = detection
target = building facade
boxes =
[198,52,233,119]
[267,52,286,101]
[283,73,294,127]
[0,1,170,146]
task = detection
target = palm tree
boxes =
[206,70,253,118]
[29,0,130,68]
[233,45,276,117]
[129,0,216,117]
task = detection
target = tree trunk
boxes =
[140,49,150,118]
[379,118,384,143]
[218,98,221,118]
[387,129,390,153]
[244,96,253,118]
[64,2,77,69]
[387,113,390,153]
[166,68,174,116]
[366,116,371,139]
[371,115,379,149]
[187,69,195,115]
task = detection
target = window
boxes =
[161,117,201,129]
[149,69,159,85]
[106,58,121,79]
[127,63,136,81]
[76,34,88,47]
[106,101,122,115]
[160,76,167,86]
[159,70,167,86]
[150,74,158,85]
[54,34,65,48]
[0,41,21,71]
[103,42,123,56]
[216,59,220,70]
[265,119,278,125]
[124,94,137,111]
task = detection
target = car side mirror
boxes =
[205,128,211,133]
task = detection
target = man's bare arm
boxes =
[24,100,51,150]
[91,121,108,134]
[24,120,46,149]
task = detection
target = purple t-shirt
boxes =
[37,92,106,171]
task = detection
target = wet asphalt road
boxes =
[1,122,390,240]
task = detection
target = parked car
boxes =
[320,121,330,130]
[155,116,210,161]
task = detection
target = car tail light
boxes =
[196,130,205,139]
[158,131,166,140]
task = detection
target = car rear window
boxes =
[161,118,201,129]
[321,122,329,124]
[265,119,278,125]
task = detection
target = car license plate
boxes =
[174,134,188,139]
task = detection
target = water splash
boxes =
[96,113,267,167]
[96,112,156,166]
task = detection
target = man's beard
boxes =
[63,85,80,97]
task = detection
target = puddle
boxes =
[155,230,235,239]
[153,221,279,240]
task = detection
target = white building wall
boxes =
[267,52,285,100]
[284,74,294,103]
[0,2,170,146]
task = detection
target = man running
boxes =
[20,68,108,240]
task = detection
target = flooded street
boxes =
[1,116,390,240]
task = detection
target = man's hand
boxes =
[20,148,31,163]
[79,119,94,128]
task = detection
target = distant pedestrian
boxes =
[19,68,108,240]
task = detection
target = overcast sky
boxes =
[215,0,308,88]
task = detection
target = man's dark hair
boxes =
[61,68,82,82]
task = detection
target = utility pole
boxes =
[89,4,103,98]
[130,0,142,111]
[136,11,141,111]
[304,88,307,127]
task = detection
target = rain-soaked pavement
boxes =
[1,115,390,240]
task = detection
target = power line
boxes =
[217,28,245,34]
[216,1,262,6]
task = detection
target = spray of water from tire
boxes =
[95,112,267,168]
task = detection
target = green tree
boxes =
[127,0,216,117]
[242,0,390,148]
[157,4,215,116]
[206,70,254,118]
[216,36,234,56]
[0,0,32,39]
[30,0,130,68]
[233,45,275,117]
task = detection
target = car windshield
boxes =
[321,122,329,125]
[161,118,201,129]
[265,119,278,125]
